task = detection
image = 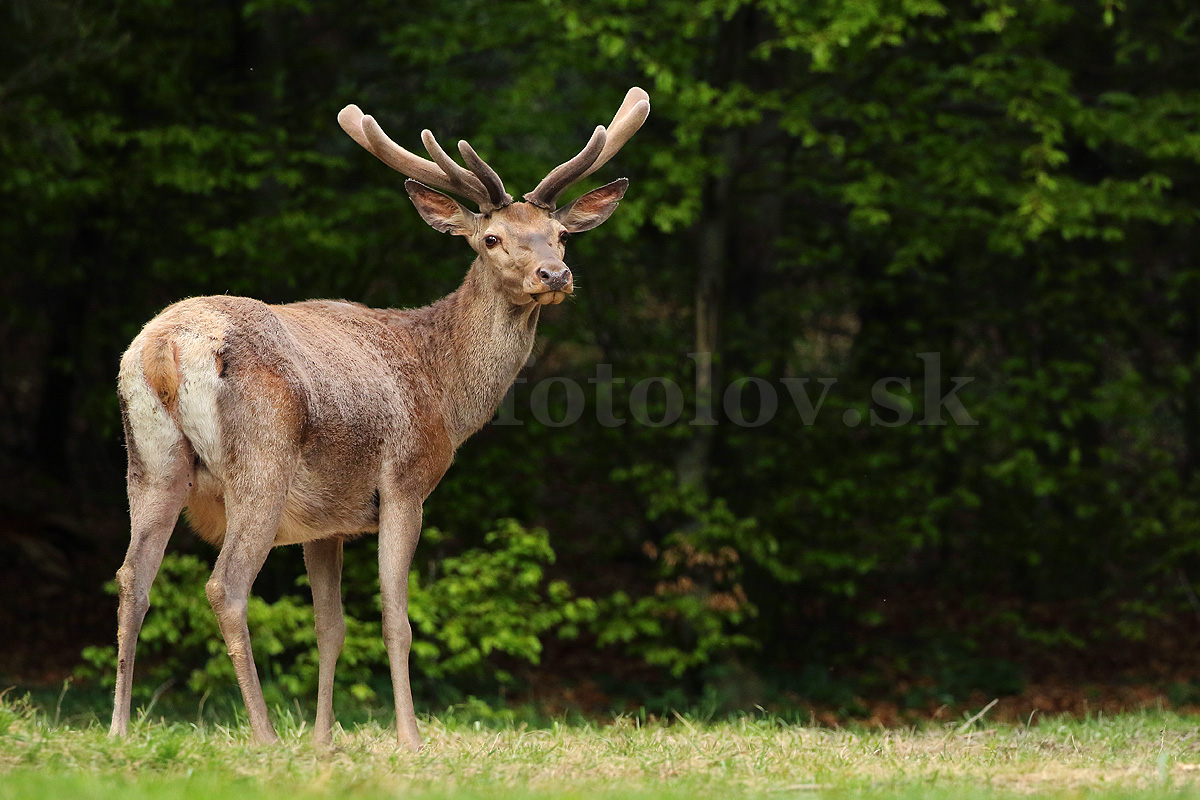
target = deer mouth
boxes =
[532,290,570,306]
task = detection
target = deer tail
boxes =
[140,330,182,416]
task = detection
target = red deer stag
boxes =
[108,88,650,750]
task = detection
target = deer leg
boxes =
[302,537,345,749]
[109,449,192,737]
[378,493,423,751]
[205,488,285,744]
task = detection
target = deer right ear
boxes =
[553,178,629,233]
[405,179,479,235]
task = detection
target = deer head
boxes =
[337,88,650,306]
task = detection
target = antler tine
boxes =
[356,114,472,198]
[337,104,373,151]
[339,106,444,189]
[420,130,492,209]
[524,125,608,209]
[578,87,650,181]
[458,140,512,211]
[524,87,651,209]
[339,104,495,208]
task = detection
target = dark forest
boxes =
[3,0,1200,722]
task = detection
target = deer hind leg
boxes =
[205,485,288,744]
[110,388,194,737]
[110,455,192,737]
[303,537,345,749]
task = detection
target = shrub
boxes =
[79,519,594,705]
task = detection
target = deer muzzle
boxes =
[536,265,572,292]
[532,264,573,305]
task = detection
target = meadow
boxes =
[2,694,1200,800]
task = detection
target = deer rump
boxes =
[119,295,444,548]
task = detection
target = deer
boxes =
[107,87,650,750]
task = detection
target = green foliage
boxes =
[593,466,758,675]
[8,0,1200,706]
[79,521,591,704]
[406,520,597,681]
[79,554,339,705]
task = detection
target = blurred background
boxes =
[2,0,1200,724]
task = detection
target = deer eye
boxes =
[483,234,501,248]
[558,231,570,244]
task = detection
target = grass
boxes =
[1,693,1199,798]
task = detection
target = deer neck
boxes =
[425,260,540,446]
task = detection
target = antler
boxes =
[337,105,512,212]
[525,86,651,210]
[339,87,649,212]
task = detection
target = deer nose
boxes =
[537,265,572,291]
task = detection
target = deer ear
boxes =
[554,178,629,233]
[405,179,479,235]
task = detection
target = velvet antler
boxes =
[338,105,511,212]
[524,87,651,210]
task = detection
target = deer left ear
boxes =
[405,179,480,235]
[554,178,629,233]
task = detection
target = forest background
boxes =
[3,0,1200,723]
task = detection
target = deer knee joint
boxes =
[115,564,135,596]
[204,575,226,610]
[382,613,412,652]
[115,565,149,617]
[205,577,247,625]
[315,615,346,648]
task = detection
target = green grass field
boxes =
[2,694,1199,799]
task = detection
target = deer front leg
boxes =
[109,450,192,737]
[378,493,423,752]
[303,537,345,749]
[205,489,284,744]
